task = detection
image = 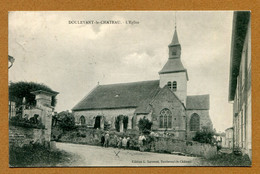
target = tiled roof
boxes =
[72,80,160,111]
[186,94,210,110]
[72,81,209,112]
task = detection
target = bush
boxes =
[58,111,75,131]
[193,127,214,144]
[138,117,152,134]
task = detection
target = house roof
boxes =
[186,94,210,110]
[72,80,160,111]
[228,11,250,101]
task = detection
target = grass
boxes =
[9,143,79,167]
[204,152,251,166]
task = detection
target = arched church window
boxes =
[167,81,172,89]
[159,108,172,129]
[80,116,86,125]
[190,113,200,131]
[172,81,177,91]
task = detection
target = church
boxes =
[72,25,213,140]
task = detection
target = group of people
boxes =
[100,132,147,151]
[116,136,131,149]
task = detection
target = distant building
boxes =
[72,25,213,140]
[220,133,226,148]
[225,127,233,149]
[228,11,251,159]
[8,101,16,119]
[214,132,226,147]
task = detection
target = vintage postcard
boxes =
[8,11,251,167]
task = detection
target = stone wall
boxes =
[10,90,57,149]
[154,137,217,159]
[23,108,43,121]
[9,125,45,147]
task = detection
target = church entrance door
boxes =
[94,116,102,129]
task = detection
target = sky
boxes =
[8,11,234,132]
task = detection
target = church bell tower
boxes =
[159,24,188,105]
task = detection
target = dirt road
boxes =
[56,142,205,167]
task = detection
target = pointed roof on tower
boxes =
[159,22,188,80]
[169,28,180,46]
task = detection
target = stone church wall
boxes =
[159,72,187,105]
[73,108,136,129]
[150,87,186,139]
[186,109,212,140]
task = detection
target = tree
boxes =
[192,126,215,144]
[9,81,57,108]
[58,111,75,131]
[138,117,153,133]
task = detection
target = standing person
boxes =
[117,137,122,149]
[104,132,110,148]
[112,134,118,148]
[101,134,105,147]
[138,133,146,152]
[122,137,127,150]
[101,133,105,147]
[126,137,130,149]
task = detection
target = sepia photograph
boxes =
[8,11,251,167]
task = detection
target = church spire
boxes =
[170,29,180,46]
[169,12,180,46]
[168,21,181,59]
